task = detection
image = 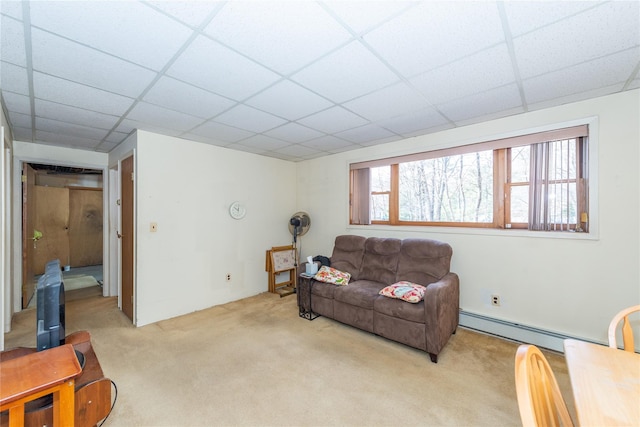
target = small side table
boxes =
[0,344,82,427]
[297,274,319,320]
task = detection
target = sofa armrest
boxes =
[423,272,460,358]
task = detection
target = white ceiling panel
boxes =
[264,122,324,143]
[1,61,29,95]
[237,135,290,151]
[104,131,130,144]
[36,117,108,141]
[302,135,359,153]
[298,106,369,134]
[2,91,31,115]
[504,1,603,37]
[7,111,31,129]
[272,143,321,159]
[167,35,280,101]
[364,2,504,76]
[11,126,31,141]
[143,76,236,119]
[213,104,287,134]
[29,1,193,71]
[0,1,23,20]
[145,1,223,28]
[1,15,26,67]
[204,2,352,75]
[378,107,450,136]
[323,1,418,34]
[31,29,157,97]
[410,44,515,105]
[343,82,433,122]
[437,84,523,123]
[35,99,119,130]
[335,123,397,144]
[514,2,640,79]
[291,41,400,103]
[117,118,182,138]
[35,130,102,149]
[189,120,255,143]
[245,80,333,121]
[127,102,204,132]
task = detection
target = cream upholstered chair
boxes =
[608,305,640,352]
[514,344,574,427]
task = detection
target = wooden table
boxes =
[564,339,640,426]
[0,344,82,427]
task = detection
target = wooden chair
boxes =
[608,305,640,352]
[514,344,574,427]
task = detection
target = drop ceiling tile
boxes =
[225,142,268,155]
[181,133,229,148]
[364,2,504,76]
[126,102,204,132]
[168,35,280,101]
[34,72,134,116]
[36,117,108,141]
[301,135,356,152]
[323,1,418,34]
[504,1,604,37]
[334,123,396,144]
[245,80,333,121]
[523,49,638,104]
[298,106,368,134]
[629,77,640,90]
[343,82,432,122]
[291,41,400,103]
[189,120,254,143]
[2,91,30,114]
[11,126,31,141]
[528,83,625,112]
[410,44,515,105]
[264,122,324,143]
[514,2,640,79]
[378,107,449,136]
[204,2,352,74]
[437,84,523,123]
[0,1,23,20]
[144,76,236,119]
[145,1,223,28]
[95,141,120,153]
[8,111,31,128]
[1,61,29,95]
[237,135,290,151]
[31,29,157,98]
[1,15,26,67]
[117,119,182,138]
[213,104,287,133]
[104,131,130,144]
[35,130,102,150]
[271,143,321,158]
[29,1,193,71]
[35,99,119,130]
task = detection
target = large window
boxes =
[350,125,589,232]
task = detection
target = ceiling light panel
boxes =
[1,16,27,67]
[1,62,29,95]
[126,102,204,132]
[513,2,640,80]
[35,99,119,130]
[31,29,157,97]
[322,1,418,35]
[213,104,287,134]
[204,2,352,75]
[291,41,400,103]
[33,72,134,116]
[298,106,368,134]
[29,1,193,71]
[343,82,433,122]
[188,120,255,143]
[364,2,504,77]
[245,80,333,121]
[167,35,280,101]
[143,76,236,119]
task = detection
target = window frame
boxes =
[349,124,590,233]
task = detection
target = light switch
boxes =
[150,222,158,232]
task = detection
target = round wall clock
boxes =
[229,201,246,220]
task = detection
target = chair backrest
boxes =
[514,344,574,427]
[608,305,640,352]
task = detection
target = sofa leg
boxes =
[428,353,438,363]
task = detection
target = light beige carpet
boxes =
[3,292,576,426]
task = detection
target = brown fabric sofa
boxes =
[297,235,459,363]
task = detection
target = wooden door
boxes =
[121,156,134,321]
[33,186,70,275]
[21,164,36,308]
[69,188,103,267]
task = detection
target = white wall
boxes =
[296,89,640,345]
[133,131,296,326]
[1,103,13,348]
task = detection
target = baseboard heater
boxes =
[458,310,601,353]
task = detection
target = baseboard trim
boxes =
[459,310,601,353]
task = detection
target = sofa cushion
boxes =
[374,295,425,323]
[334,280,385,309]
[395,238,452,285]
[358,238,401,284]
[379,281,426,303]
[330,235,366,280]
[313,266,351,285]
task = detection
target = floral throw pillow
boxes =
[313,266,351,286]
[379,281,427,303]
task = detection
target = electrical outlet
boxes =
[226,274,231,282]
[491,294,500,306]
